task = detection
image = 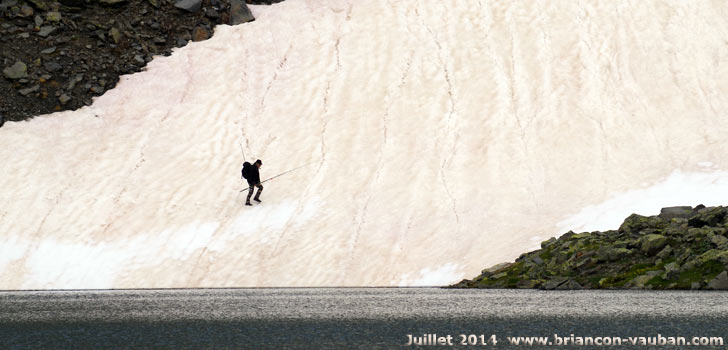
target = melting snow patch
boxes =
[209,199,319,251]
[23,239,118,289]
[157,222,219,260]
[558,169,728,234]
[0,236,27,273]
[21,221,219,289]
[396,263,463,286]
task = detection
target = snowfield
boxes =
[2,0,728,288]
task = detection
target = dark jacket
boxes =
[243,162,261,185]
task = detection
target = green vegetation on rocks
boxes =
[451,205,728,290]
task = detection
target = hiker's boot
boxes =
[245,201,252,206]
[254,197,262,203]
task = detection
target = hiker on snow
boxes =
[242,159,263,206]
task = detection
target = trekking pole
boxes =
[239,162,316,192]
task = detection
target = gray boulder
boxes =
[686,227,712,241]
[540,237,556,249]
[90,85,104,94]
[490,272,507,280]
[230,0,254,24]
[596,246,632,262]
[640,234,668,256]
[710,234,728,248]
[707,271,728,290]
[575,257,596,272]
[688,206,727,228]
[481,262,512,277]
[108,27,122,44]
[174,0,201,13]
[696,249,728,266]
[675,248,693,265]
[59,94,71,104]
[659,206,693,221]
[37,25,55,37]
[531,255,544,265]
[646,270,664,277]
[656,245,673,259]
[18,85,39,96]
[555,278,583,290]
[542,277,568,290]
[3,61,28,79]
[45,11,61,22]
[619,214,666,235]
[192,26,209,41]
[66,74,83,90]
[43,61,62,72]
[516,280,538,289]
[679,260,696,273]
[98,0,128,5]
[663,262,680,280]
[630,274,653,288]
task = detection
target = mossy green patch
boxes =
[606,263,660,287]
[646,275,671,289]
[694,240,713,254]
[571,232,592,240]
[675,260,724,288]
[540,248,553,261]
[588,276,603,286]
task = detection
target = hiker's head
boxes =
[255,159,262,168]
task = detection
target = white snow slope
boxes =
[3,0,728,289]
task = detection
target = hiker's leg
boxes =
[254,183,263,200]
[246,185,254,203]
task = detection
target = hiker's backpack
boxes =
[241,162,252,180]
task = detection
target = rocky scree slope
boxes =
[452,205,728,290]
[0,0,275,125]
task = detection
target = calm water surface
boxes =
[1,288,728,349]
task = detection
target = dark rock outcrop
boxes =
[1,0,276,122]
[451,205,728,290]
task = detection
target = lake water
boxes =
[1,288,728,349]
